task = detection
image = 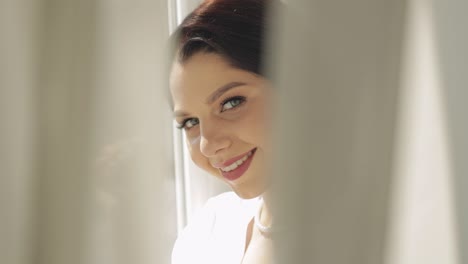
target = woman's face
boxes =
[170,52,273,199]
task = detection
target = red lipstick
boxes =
[218,148,257,181]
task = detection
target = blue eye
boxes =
[177,118,199,130]
[221,96,246,112]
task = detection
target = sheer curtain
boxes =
[1,0,175,264]
[269,0,464,263]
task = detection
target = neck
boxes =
[260,190,273,228]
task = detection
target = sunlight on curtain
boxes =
[385,0,459,263]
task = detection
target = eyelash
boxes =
[176,118,198,130]
[220,96,246,112]
[176,96,247,130]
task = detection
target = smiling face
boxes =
[170,52,273,199]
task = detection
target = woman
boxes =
[169,1,279,263]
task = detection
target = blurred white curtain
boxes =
[431,1,468,263]
[1,1,175,264]
[0,1,38,263]
[269,0,464,263]
[385,0,460,263]
[269,0,404,263]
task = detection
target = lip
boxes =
[219,148,257,181]
[213,148,257,168]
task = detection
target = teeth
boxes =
[221,150,253,172]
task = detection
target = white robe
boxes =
[172,192,261,264]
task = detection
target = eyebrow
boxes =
[205,81,247,104]
[173,81,247,118]
[173,110,189,118]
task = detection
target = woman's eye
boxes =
[186,118,199,128]
[177,118,199,130]
[221,96,246,112]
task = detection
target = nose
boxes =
[199,122,231,157]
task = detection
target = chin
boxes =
[231,186,264,200]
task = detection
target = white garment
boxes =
[172,192,261,264]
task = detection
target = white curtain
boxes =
[269,0,464,263]
[1,0,175,264]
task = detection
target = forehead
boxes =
[170,53,260,110]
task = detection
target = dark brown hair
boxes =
[171,0,272,75]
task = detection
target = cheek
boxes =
[186,136,203,164]
[238,104,270,147]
